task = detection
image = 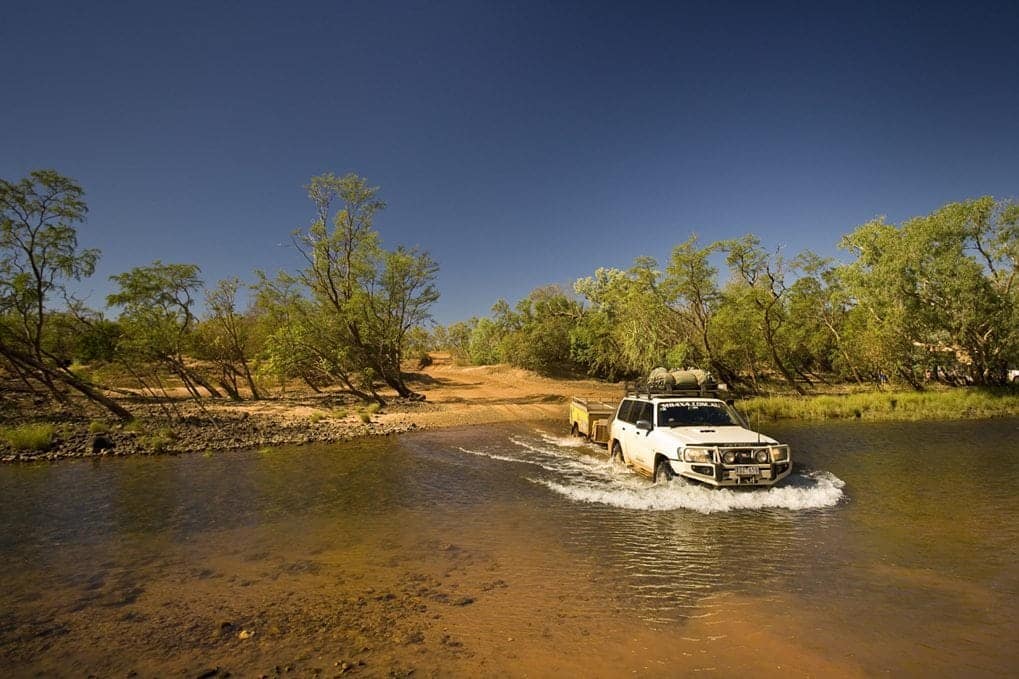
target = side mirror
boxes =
[635,419,653,432]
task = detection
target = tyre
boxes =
[571,422,580,437]
[653,457,676,484]
[610,441,624,465]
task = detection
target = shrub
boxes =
[2,423,55,452]
[365,402,381,415]
[138,426,176,453]
[88,420,111,434]
[359,412,372,424]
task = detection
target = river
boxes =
[1,419,1016,677]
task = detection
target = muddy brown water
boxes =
[1,419,1016,677]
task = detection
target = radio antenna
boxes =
[756,405,761,444]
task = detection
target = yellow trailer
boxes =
[569,396,618,444]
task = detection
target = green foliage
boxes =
[107,261,225,399]
[88,420,110,434]
[467,317,502,365]
[138,427,176,453]
[73,317,122,363]
[839,198,1018,385]
[0,171,97,330]
[742,389,1019,421]
[485,286,584,374]
[309,408,349,422]
[194,277,262,399]
[123,418,145,433]
[1,423,55,451]
[290,173,440,401]
[0,171,130,420]
[432,319,475,363]
[107,261,203,362]
[452,197,1017,391]
[359,411,372,423]
[365,402,381,414]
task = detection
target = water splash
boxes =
[531,471,845,514]
[456,429,845,514]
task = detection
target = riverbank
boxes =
[3,357,1018,462]
[0,358,620,462]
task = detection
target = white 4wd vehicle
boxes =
[608,394,792,487]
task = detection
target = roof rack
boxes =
[623,379,726,399]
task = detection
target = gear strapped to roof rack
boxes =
[626,368,725,399]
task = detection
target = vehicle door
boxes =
[625,400,655,473]
[612,399,634,457]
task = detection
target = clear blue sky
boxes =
[3,0,1017,324]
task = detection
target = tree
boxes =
[467,316,502,365]
[433,318,476,363]
[251,270,343,395]
[107,261,222,399]
[292,173,439,401]
[662,236,739,385]
[195,277,261,400]
[839,198,1018,386]
[0,170,130,419]
[721,236,806,394]
[489,286,583,374]
[573,262,683,378]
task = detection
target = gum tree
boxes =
[107,261,222,399]
[292,173,439,401]
[0,170,130,419]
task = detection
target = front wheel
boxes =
[610,441,624,465]
[653,457,676,484]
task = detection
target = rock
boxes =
[238,629,254,640]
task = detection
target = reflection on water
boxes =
[0,419,1017,676]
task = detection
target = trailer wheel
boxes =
[571,422,580,437]
[653,457,676,484]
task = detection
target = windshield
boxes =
[657,401,740,427]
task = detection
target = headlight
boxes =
[722,450,736,464]
[755,449,769,463]
[683,448,714,463]
[770,446,789,462]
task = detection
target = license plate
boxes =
[735,465,758,476]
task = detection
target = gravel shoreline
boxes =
[0,402,427,463]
